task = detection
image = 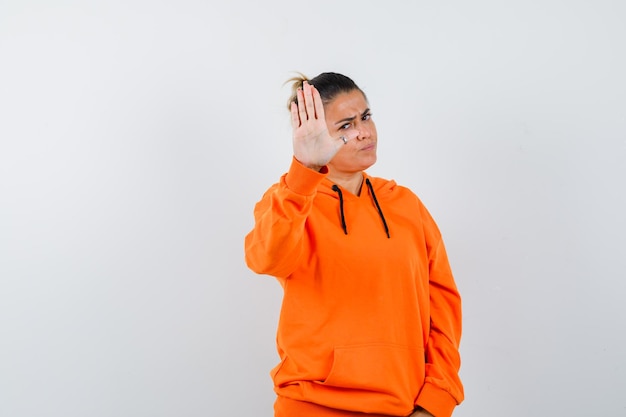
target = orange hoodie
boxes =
[245,158,464,417]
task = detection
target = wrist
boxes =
[293,156,326,173]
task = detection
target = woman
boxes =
[245,73,464,417]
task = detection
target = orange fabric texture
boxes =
[275,396,398,417]
[245,158,464,417]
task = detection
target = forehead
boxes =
[325,90,368,116]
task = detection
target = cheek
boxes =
[368,122,378,137]
[330,143,355,165]
[342,141,360,155]
[339,142,369,163]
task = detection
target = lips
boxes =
[360,143,376,151]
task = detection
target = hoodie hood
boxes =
[317,172,398,198]
[319,172,396,238]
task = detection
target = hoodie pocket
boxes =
[322,343,424,399]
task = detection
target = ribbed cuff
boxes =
[415,382,457,417]
[283,157,327,196]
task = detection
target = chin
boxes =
[364,155,377,168]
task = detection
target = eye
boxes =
[340,123,352,130]
[362,112,372,121]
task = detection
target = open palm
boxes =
[291,81,351,170]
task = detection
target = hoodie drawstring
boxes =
[366,178,390,239]
[331,180,390,239]
[331,184,348,235]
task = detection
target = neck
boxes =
[328,172,364,196]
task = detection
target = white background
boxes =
[1,1,625,416]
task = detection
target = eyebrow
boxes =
[334,108,371,126]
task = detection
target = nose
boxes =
[356,125,371,141]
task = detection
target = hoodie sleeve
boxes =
[415,207,464,417]
[244,157,327,279]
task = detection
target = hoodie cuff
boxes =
[283,157,328,196]
[416,382,457,417]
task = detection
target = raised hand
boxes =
[290,81,355,171]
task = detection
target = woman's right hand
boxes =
[290,81,355,171]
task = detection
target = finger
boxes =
[303,81,316,120]
[296,87,308,121]
[311,85,325,120]
[290,101,300,128]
